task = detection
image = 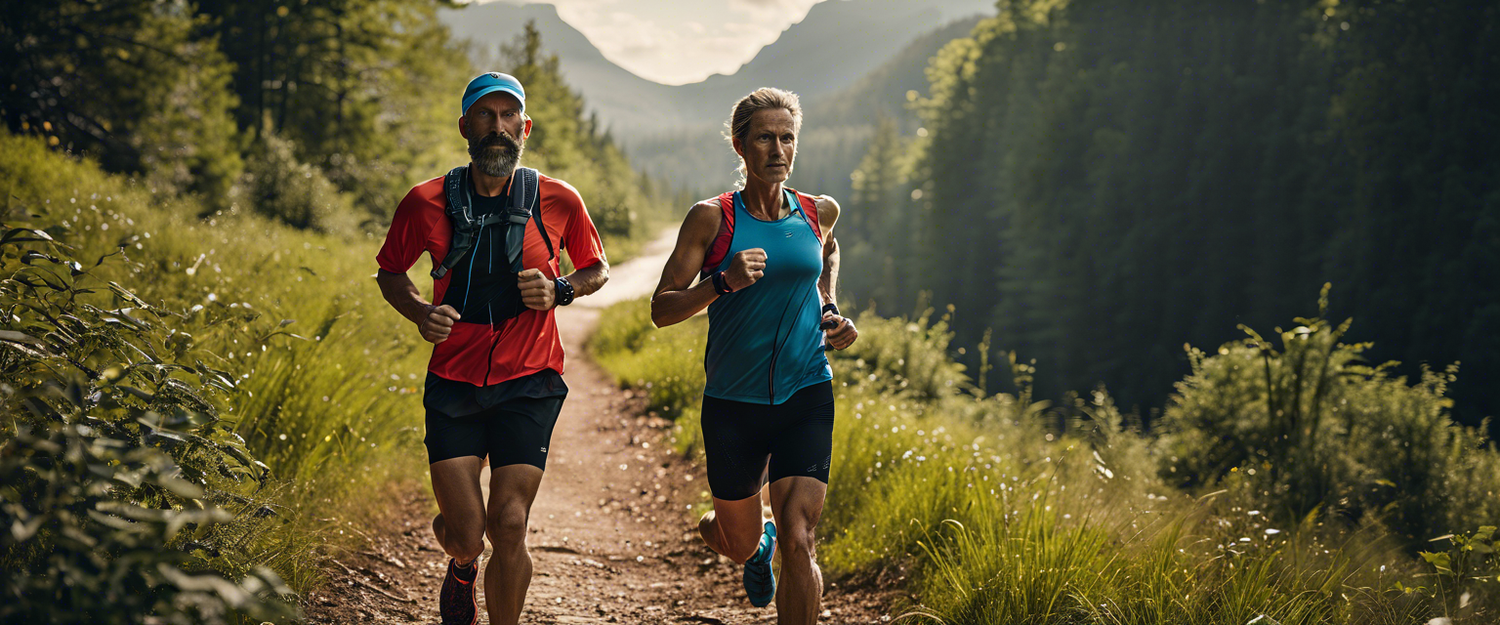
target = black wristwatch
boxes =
[820,302,841,330]
[554,276,575,307]
[711,271,734,295]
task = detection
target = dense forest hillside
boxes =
[841,0,1499,429]
[2,0,671,244]
[795,15,987,209]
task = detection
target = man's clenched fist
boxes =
[421,304,461,344]
[518,268,555,310]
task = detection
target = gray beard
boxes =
[473,145,519,177]
[468,131,524,177]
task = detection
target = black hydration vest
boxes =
[431,165,553,325]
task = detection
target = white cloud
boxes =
[730,0,814,10]
[519,0,823,84]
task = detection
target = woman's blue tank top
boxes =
[704,189,832,405]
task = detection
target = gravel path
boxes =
[304,229,897,624]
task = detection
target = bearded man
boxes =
[375,72,609,625]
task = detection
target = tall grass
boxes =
[0,132,431,598]
[588,294,1500,624]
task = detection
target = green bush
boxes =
[238,132,357,235]
[1157,286,1500,545]
[0,422,293,624]
[0,129,433,602]
[0,219,292,623]
[1418,526,1500,621]
[832,308,974,401]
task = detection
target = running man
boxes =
[375,72,609,625]
[650,87,858,624]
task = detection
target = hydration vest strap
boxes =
[788,188,822,244]
[701,191,737,279]
[506,167,553,271]
[431,166,551,280]
[432,166,474,279]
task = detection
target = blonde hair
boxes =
[726,88,803,183]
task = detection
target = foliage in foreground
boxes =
[0,220,293,623]
[589,296,1500,624]
[0,130,436,620]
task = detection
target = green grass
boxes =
[587,295,1500,624]
[0,129,680,612]
[588,298,709,438]
[0,132,431,598]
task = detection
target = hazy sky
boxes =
[489,0,826,85]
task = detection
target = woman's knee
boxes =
[701,510,764,563]
[779,517,819,559]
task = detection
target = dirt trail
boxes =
[305,230,897,624]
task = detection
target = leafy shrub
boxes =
[1157,286,1500,545]
[1417,526,1500,622]
[0,422,292,624]
[1,130,434,596]
[238,132,357,234]
[832,307,974,401]
[0,220,293,622]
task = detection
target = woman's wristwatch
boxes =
[820,302,840,330]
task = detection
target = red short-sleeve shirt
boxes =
[376,172,606,386]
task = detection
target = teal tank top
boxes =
[704,189,832,404]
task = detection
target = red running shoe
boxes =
[439,557,479,625]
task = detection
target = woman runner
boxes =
[650,87,857,624]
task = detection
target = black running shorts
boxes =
[424,396,563,469]
[700,381,835,501]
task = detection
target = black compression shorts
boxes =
[700,381,835,501]
[424,394,565,470]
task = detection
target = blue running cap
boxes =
[462,72,525,116]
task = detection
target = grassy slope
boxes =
[587,297,1499,624]
[1,132,431,592]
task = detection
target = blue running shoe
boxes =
[744,520,777,607]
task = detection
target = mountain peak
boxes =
[440,0,995,136]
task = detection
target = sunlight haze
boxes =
[477,0,825,84]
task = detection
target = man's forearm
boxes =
[566,261,609,298]
[377,270,433,325]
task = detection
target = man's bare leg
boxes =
[483,463,545,625]
[430,456,488,565]
[769,476,827,625]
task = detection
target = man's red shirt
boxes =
[377,172,606,386]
